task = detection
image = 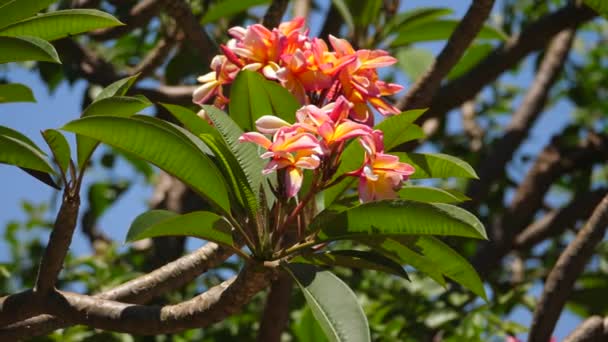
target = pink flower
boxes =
[239,127,322,197]
[348,131,415,202]
[193,55,240,107]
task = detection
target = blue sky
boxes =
[0,0,593,340]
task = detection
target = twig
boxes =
[397,0,496,110]
[420,3,596,121]
[465,28,576,208]
[529,194,608,341]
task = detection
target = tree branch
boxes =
[422,3,596,120]
[262,0,289,29]
[89,0,163,41]
[465,28,576,208]
[514,188,608,251]
[0,242,234,339]
[396,0,495,110]
[34,191,80,295]
[257,272,293,342]
[473,131,608,277]
[163,0,216,65]
[529,194,608,341]
[563,316,607,342]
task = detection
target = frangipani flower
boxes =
[193,55,240,107]
[239,127,322,198]
[349,131,415,202]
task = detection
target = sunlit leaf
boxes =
[394,152,478,179]
[285,263,371,342]
[0,9,123,41]
[0,83,35,103]
[0,0,56,30]
[42,129,70,177]
[391,20,507,47]
[201,0,270,24]
[94,74,139,102]
[398,186,468,203]
[0,35,60,64]
[126,210,234,247]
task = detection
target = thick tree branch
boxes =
[529,194,608,341]
[0,242,233,339]
[473,132,608,277]
[257,272,293,342]
[262,0,289,29]
[514,188,608,251]
[396,0,495,110]
[421,3,596,120]
[34,191,80,295]
[563,316,607,342]
[129,26,180,79]
[465,28,576,208]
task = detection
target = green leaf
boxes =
[293,307,328,342]
[229,70,299,131]
[203,105,264,198]
[396,47,434,82]
[62,116,232,214]
[126,210,234,246]
[585,0,608,19]
[285,263,371,342]
[368,237,487,300]
[0,134,55,174]
[0,35,60,64]
[292,250,409,279]
[0,125,43,152]
[391,20,507,47]
[313,200,487,241]
[94,74,139,101]
[42,129,70,177]
[87,181,129,222]
[201,0,270,24]
[398,186,468,203]
[0,9,123,41]
[0,83,35,103]
[0,0,56,30]
[394,152,478,179]
[447,43,493,80]
[344,0,381,28]
[161,103,217,137]
[76,95,151,170]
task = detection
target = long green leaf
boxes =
[394,152,478,179]
[42,129,70,177]
[126,210,234,247]
[331,0,355,31]
[0,0,55,30]
[381,7,453,39]
[396,47,435,82]
[76,95,151,169]
[292,250,409,279]
[447,43,493,80]
[313,200,487,241]
[229,70,299,131]
[0,83,35,103]
[0,9,123,41]
[398,186,468,203]
[0,126,43,152]
[0,134,54,173]
[391,20,507,47]
[161,103,217,137]
[63,116,231,214]
[94,74,139,102]
[366,237,486,300]
[0,35,60,64]
[203,105,264,198]
[285,263,371,342]
[201,0,271,24]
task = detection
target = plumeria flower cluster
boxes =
[194,17,403,124]
[195,18,414,203]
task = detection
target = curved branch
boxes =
[423,3,596,120]
[90,0,163,41]
[46,263,275,335]
[465,28,576,208]
[563,316,607,342]
[0,242,234,339]
[396,0,495,110]
[529,194,608,341]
